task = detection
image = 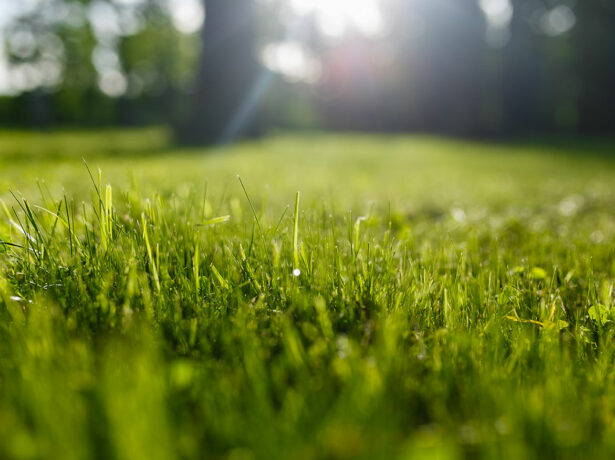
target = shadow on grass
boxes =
[0,126,176,163]
[1,127,614,165]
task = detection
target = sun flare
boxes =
[289,0,385,37]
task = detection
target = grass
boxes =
[1,130,615,459]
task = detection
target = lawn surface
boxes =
[1,130,615,459]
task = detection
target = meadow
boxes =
[1,129,615,459]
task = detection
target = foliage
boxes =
[0,0,200,126]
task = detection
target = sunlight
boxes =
[262,41,321,83]
[289,0,385,37]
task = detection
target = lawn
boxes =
[1,130,615,459]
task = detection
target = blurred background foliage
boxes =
[0,0,613,141]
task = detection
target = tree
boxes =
[499,0,549,134]
[381,0,488,135]
[573,2,615,134]
[0,0,199,127]
[175,0,262,144]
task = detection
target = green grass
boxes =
[1,131,615,459]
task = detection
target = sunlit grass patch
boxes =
[1,133,615,458]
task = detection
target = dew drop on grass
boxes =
[292,268,301,277]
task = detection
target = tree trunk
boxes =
[500,0,547,134]
[176,0,261,144]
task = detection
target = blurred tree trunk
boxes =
[385,1,487,136]
[573,3,615,134]
[176,0,261,144]
[501,0,547,133]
